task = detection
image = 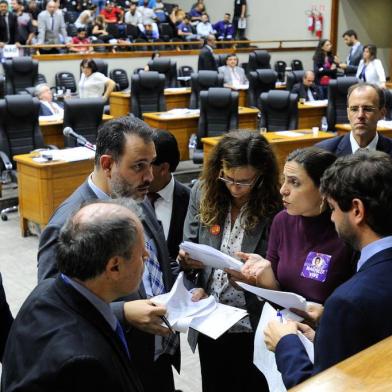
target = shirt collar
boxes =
[61,274,117,330]
[349,131,379,153]
[357,236,392,271]
[157,175,174,202]
[88,174,110,200]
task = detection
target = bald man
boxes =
[1,201,148,392]
[291,70,323,101]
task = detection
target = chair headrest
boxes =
[336,77,358,93]
[138,71,163,88]
[255,69,278,83]
[149,58,172,73]
[11,57,36,73]
[292,70,305,80]
[64,97,104,110]
[254,50,270,64]
[197,71,219,88]
[264,90,292,110]
[205,87,232,108]
[5,94,36,116]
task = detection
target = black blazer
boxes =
[1,277,143,392]
[316,133,392,157]
[0,273,13,363]
[345,43,364,75]
[291,82,324,101]
[0,13,18,44]
[167,179,190,260]
[198,45,218,71]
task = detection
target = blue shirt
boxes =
[178,22,192,33]
[357,236,392,271]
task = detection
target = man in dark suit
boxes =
[149,130,190,261]
[0,272,13,362]
[198,34,218,71]
[37,116,180,392]
[338,29,363,76]
[0,0,19,48]
[264,151,392,389]
[291,70,323,101]
[2,201,146,392]
[317,83,392,156]
[35,83,64,117]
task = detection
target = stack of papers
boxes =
[275,131,306,137]
[180,241,244,271]
[152,273,247,339]
[164,87,190,93]
[32,147,95,163]
[159,108,199,118]
[302,99,328,107]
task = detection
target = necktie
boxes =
[51,15,54,31]
[115,320,130,359]
[148,192,161,209]
[48,101,59,114]
[348,47,353,64]
[145,239,165,296]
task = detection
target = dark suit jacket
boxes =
[275,247,392,389]
[166,179,190,260]
[316,133,392,157]
[0,13,18,44]
[37,180,180,386]
[198,45,217,71]
[291,82,323,101]
[345,43,364,76]
[0,273,13,363]
[1,277,143,392]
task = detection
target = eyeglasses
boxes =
[218,172,260,188]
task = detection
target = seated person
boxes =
[189,1,204,24]
[138,0,156,24]
[124,1,142,26]
[68,28,93,53]
[292,70,324,101]
[35,83,64,117]
[218,53,248,89]
[196,13,215,38]
[74,7,95,28]
[100,1,123,24]
[177,14,199,41]
[138,22,159,40]
[213,13,234,40]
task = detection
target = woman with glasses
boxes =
[178,130,281,392]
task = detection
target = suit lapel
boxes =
[336,134,353,156]
[376,134,392,154]
[357,247,392,273]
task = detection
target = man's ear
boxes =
[105,256,122,281]
[100,155,114,178]
[351,198,366,224]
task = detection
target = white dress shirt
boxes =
[350,131,379,153]
[154,175,174,239]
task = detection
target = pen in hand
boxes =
[151,302,175,334]
[277,310,284,324]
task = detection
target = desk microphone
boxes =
[63,127,96,151]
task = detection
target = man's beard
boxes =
[110,176,150,202]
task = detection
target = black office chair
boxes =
[110,69,129,91]
[285,70,306,92]
[193,87,239,164]
[147,58,177,88]
[94,59,109,76]
[0,75,5,99]
[248,50,271,72]
[258,90,298,131]
[35,73,47,85]
[0,95,47,220]
[291,59,304,71]
[3,57,39,94]
[131,71,166,118]
[178,65,194,87]
[214,54,228,68]
[326,77,358,130]
[189,70,224,109]
[126,24,140,41]
[247,69,278,107]
[274,60,287,82]
[63,98,105,147]
[384,89,392,121]
[55,71,78,93]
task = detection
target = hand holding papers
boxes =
[180,241,244,271]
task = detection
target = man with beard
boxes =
[263,151,392,389]
[37,116,181,392]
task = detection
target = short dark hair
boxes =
[342,29,358,39]
[80,58,98,73]
[0,0,9,5]
[287,147,337,187]
[347,82,385,109]
[152,129,180,172]
[77,27,86,33]
[225,53,238,63]
[363,44,377,60]
[95,116,154,166]
[320,151,392,237]
[57,200,140,281]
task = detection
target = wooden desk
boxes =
[298,101,327,129]
[14,153,94,236]
[39,114,113,147]
[109,88,192,118]
[202,130,334,172]
[290,336,392,392]
[335,123,392,138]
[143,107,259,160]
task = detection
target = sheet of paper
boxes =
[180,241,244,271]
[164,87,190,93]
[49,147,95,162]
[302,99,328,107]
[237,282,307,311]
[254,302,287,392]
[39,114,63,122]
[276,131,306,137]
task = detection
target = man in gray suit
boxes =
[37,116,180,392]
[337,29,363,76]
[37,0,67,53]
[218,53,248,90]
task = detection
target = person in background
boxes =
[196,13,214,38]
[138,0,156,8]
[198,34,217,71]
[218,53,248,89]
[27,0,41,27]
[179,131,281,392]
[143,51,159,71]
[138,0,156,24]
[189,1,204,24]
[0,0,19,50]
[177,14,198,41]
[356,44,386,88]
[233,0,246,38]
[125,1,142,26]
[337,29,363,76]
[74,7,96,29]
[35,83,64,117]
[11,0,35,47]
[92,14,111,41]
[291,70,323,101]
[213,13,234,41]
[79,58,116,100]
[312,39,338,99]
[138,22,159,41]
[0,272,13,363]
[68,27,93,53]
[100,1,123,24]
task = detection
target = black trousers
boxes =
[198,332,269,392]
